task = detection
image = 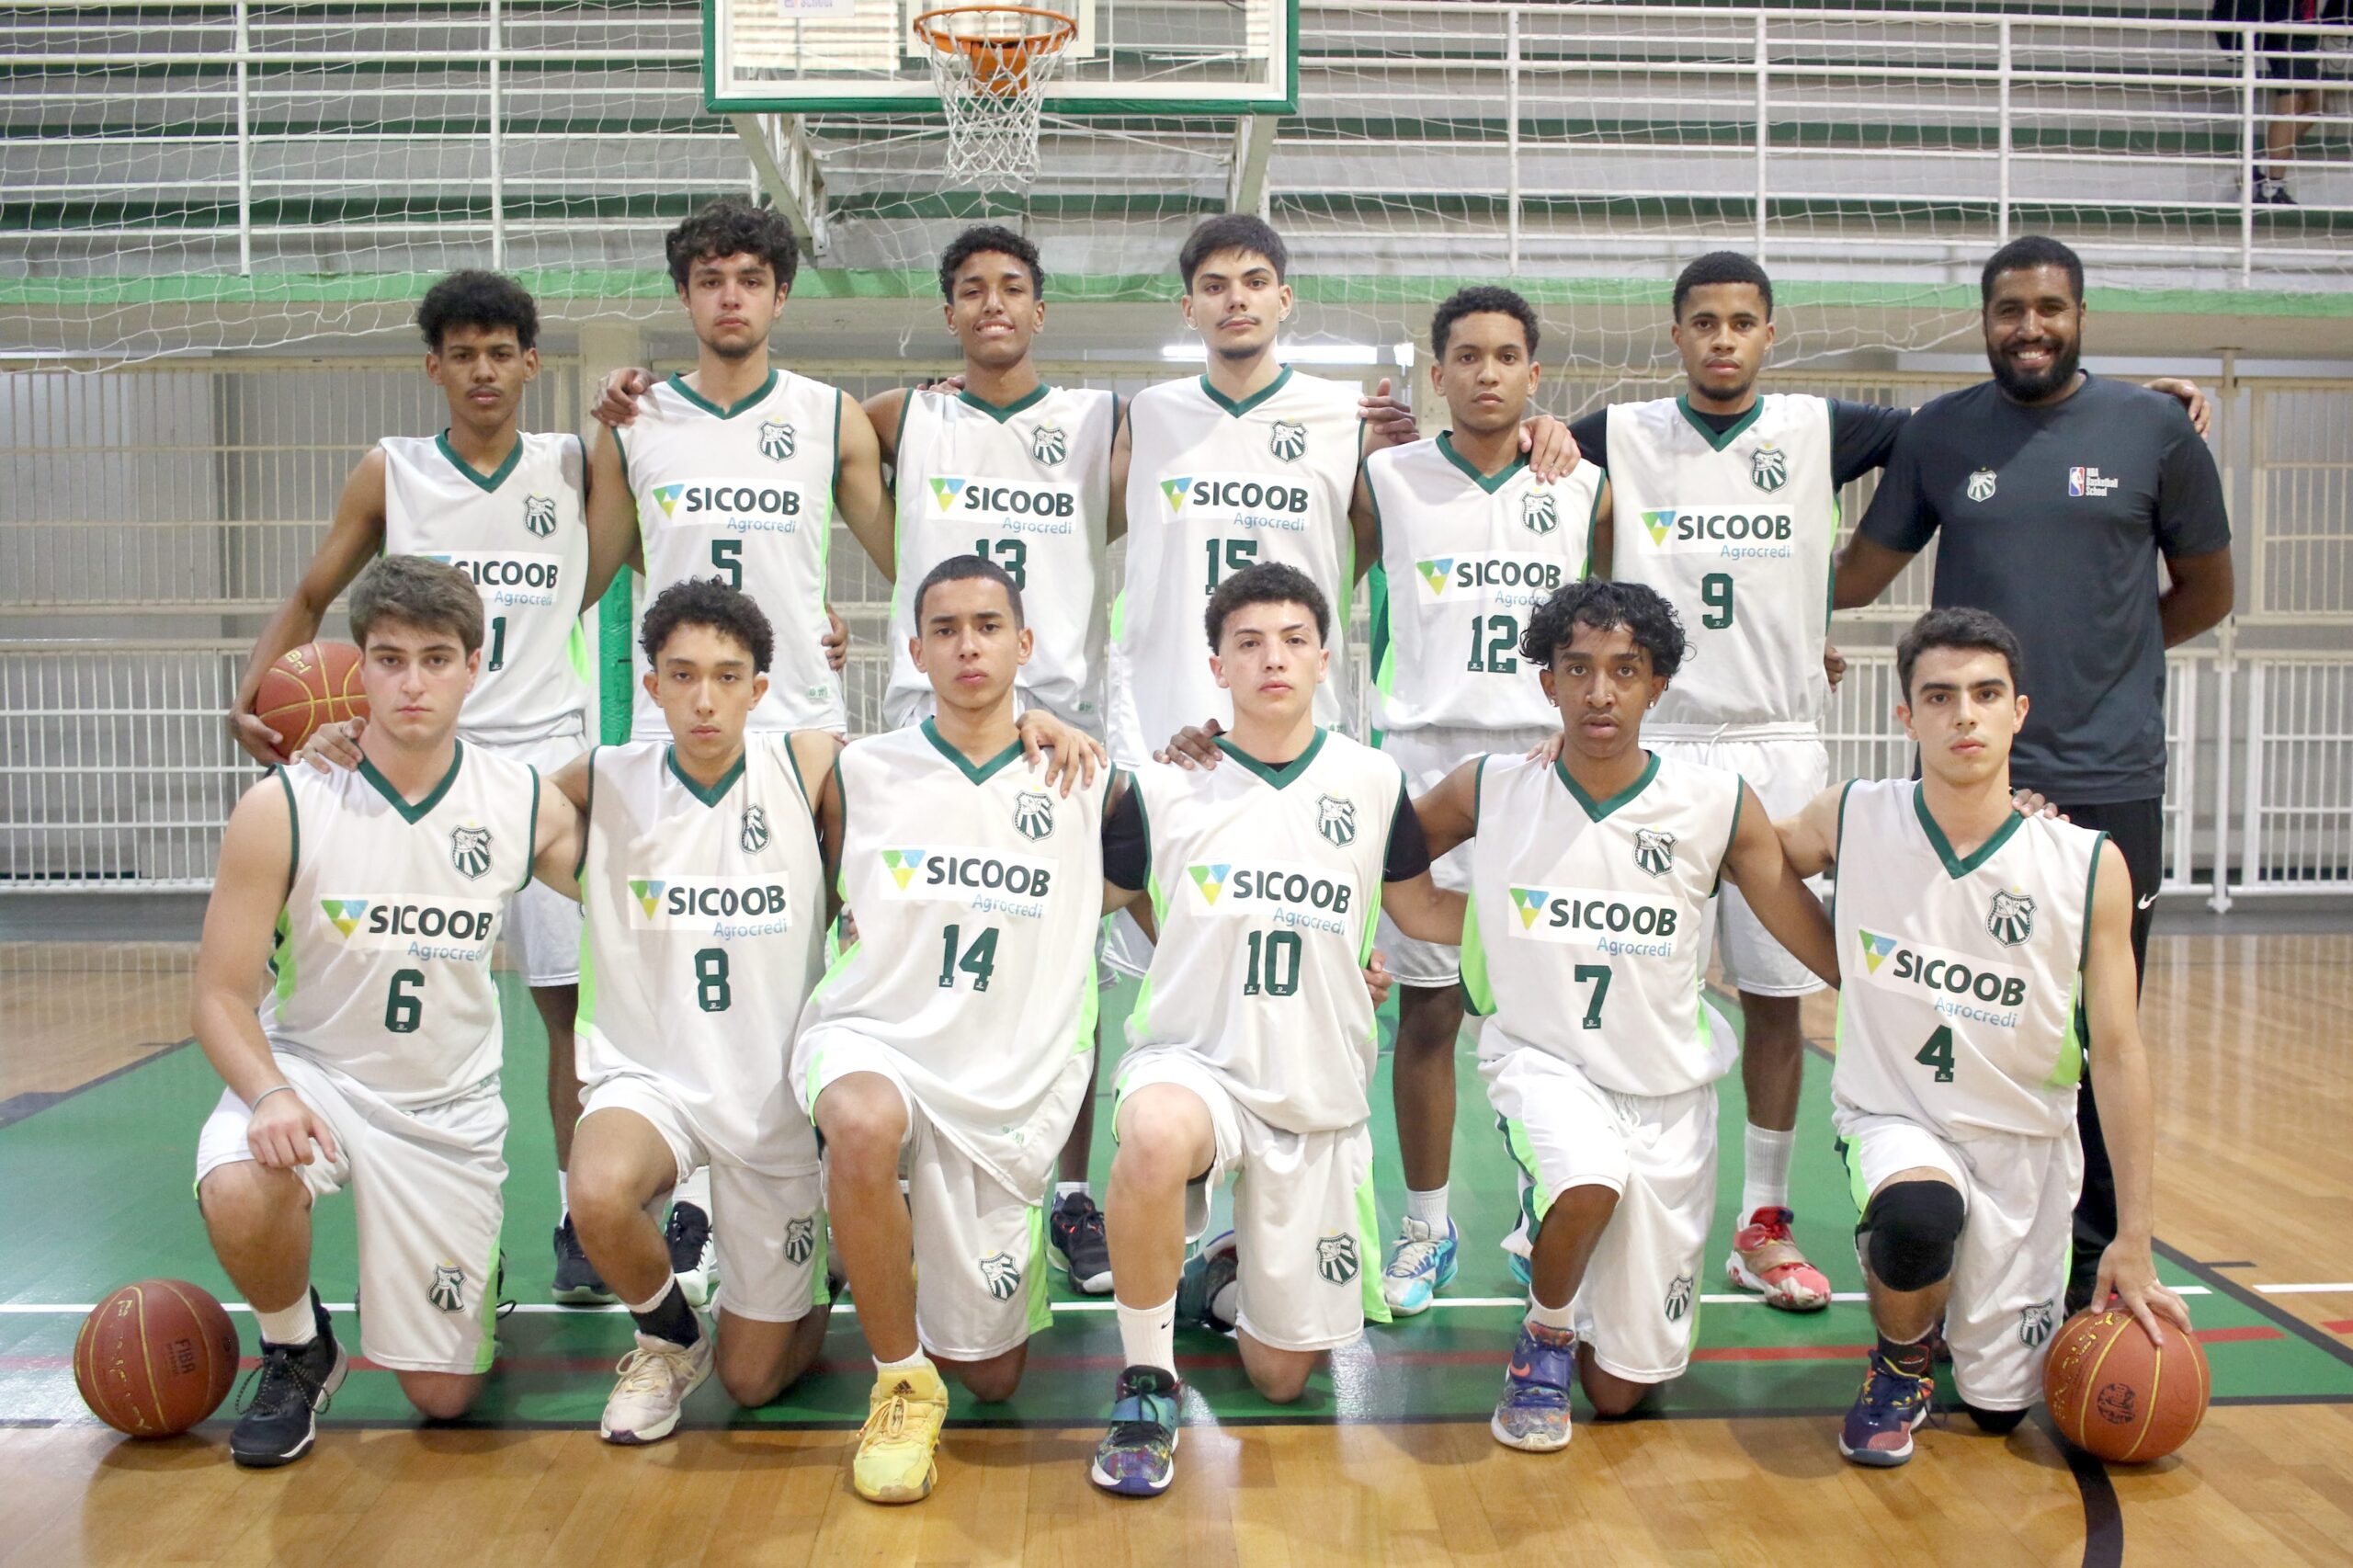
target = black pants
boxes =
[2036,796,2164,1305]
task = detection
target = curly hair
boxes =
[415,269,539,353]
[1519,579,1689,678]
[638,576,776,674]
[1204,561,1330,649]
[665,198,800,291]
[1431,285,1540,359]
[938,223,1044,301]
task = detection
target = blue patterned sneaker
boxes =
[1381,1218,1459,1316]
[1490,1320,1577,1451]
[1508,1248,1532,1290]
[1839,1351,1935,1467]
[1175,1230,1239,1334]
[1090,1366,1181,1495]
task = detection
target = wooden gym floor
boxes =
[0,926,2348,1566]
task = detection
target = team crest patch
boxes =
[1966,467,1999,503]
[428,1263,466,1313]
[741,803,770,854]
[2019,1299,2055,1348]
[881,849,926,891]
[1315,1233,1359,1285]
[1749,442,1788,494]
[1521,489,1558,535]
[758,419,796,461]
[1665,1271,1694,1322]
[450,824,494,881]
[1188,863,1230,905]
[1632,827,1676,878]
[522,492,558,538]
[1012,790,1055,841]
[628,878,665,918]
[320,898,369,938]
[1316,794,1357,846]
[782,1215,815,1266]
[979,1251,1022,1301]
[1031,424,1067,465]
[1988,889,2036,946]
[1268,419,1309,462]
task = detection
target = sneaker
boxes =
[1838,1350,1935,1468]
[599,1330,713,1445]
[1508,1248,1532,1290]
[1491,1320,1576,1451]
[1050,1191,1114,1294]
[1381,1217,1460,1316]
[1089,1365,1181,1495]
[1175,1230,1239,1334]
[229,1290,348,1469]
[2255,174,2298,206]
[552,1215,616,1305]
[1725,1206,1831,1312]
[665,1200,717,1309]
[853,1362,949,1504]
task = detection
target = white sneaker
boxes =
[665,1201,719,1309]
[599,1330,713,1445]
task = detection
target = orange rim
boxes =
[913,4,1076,69]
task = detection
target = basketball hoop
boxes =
[913,5,1076,186]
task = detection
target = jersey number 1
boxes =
[972,538,1028,588]
[1465,613,1520,674]
[937,923,1000,992]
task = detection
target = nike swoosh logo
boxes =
[2137,892,2158,910]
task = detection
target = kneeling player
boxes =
[190,556,579,1465]
[1090,563,1465,1496]
[1409,579,1838,1450]
[1773,608,2188,1465]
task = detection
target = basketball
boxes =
[2043,1308,2211,1463]
[254,640,368,756]
[73,1280,241,1437]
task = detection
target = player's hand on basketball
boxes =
[247,1087,337,1169]
[1523,729,1565,767]
[2144,377,2211,437]
[1360,379,1418,449]
[1155,718,1225,770]
[1017,710,1106,795]
[1518,415,1581,483]
[591,367,657,428]
[230,708,292,767]
[2009,788,2066,822]
[2092,1242,2192,1345]
[296,716,368,773]
[822,605,849,673]
[1824,641,1847,691]
[1362,949,1394,1007]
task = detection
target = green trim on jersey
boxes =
[1583,481,1606,580]
[919,718,1027,785]
[1364,474,1394,697]
[1835,1133,1874,1219]
[1199,365,1294,419]
[1711,780,1744,897]
[1354,1174,1392,1326]
[1460,894,1493,1015]
[1912,783,2024,879]
[809,1208,834,1307]
[275,766,301,895]
[2079,830,2110,973]
[1024,1203,1054,1337]
[268,906,297,1023]
[1675,392,1766,451]
[517,767,541,893]
[1553,748,1658,823]
[2048,975,2087,1091]
[574,899,598,1030]
[665,744,745,808]
[1213,728,1328,790]
[665,369,779,421]
[829,752,850,903]
[359,739,466,825]
[574,746,597,880]
[958,382,1052,422]
[1498,1115,1550,1237]
[472,1236,504,1373]
[433,428,524,494]
[1435,430,1529,494]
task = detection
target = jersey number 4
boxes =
[1915,1025,1957,1083]
[937,923,1001,992]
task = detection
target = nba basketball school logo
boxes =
[1031,424,1066,465]
[450,824,494,881]
[1750,442,1788,493]
[1664,1272,1695,1321]
[1013,791,1055,841]
[782,1215,815,1266]
[759,419,795,462]
[1268,418,1309,462]
[1317,794,1357,846]
[1987,889,2036,946]
[1521,489,1558,535]
[1316,1233,1360,1285]
[1632,827,1676,878]
[741,803,770,855]
[1966,467,1999,503]
[979,1252,1022,1301]
[428,1264,466,1312]
[2019,1299,2056,1348]
[521,493,558,538]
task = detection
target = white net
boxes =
[915,6,1075,187]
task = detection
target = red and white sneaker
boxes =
[1725,1206,1831,1312]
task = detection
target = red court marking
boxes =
[2325,1320,2353,1335]
[2193,1326,2283,1345]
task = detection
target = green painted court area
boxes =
[4,974,2347,1432]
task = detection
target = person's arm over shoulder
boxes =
[1721,778,1838,986]
[230,448,389,764]
[1377,779,1464,945]
[1836,405,1938,609]
[1099,768,1150,915]
[529,769,584,902]
[1775,781,1849,880]
[1567,408,1608,471]
[1828,399,1910,486]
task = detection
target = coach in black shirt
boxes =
[1835,234,2234,1312]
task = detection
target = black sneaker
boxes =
[1050,1191,1114,1294]
[665,1200,717,1308]
[552,1215,616,1305]
[229,1290,348,1469]
[2255,175,2298,207]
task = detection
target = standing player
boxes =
[1408,580,1838,1450]
[1090,562,1465,1496]
[1773,608,2188,1463]
[226,271,623,1304]
[192,556,577,1466]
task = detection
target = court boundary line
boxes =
[0,1038,190,1132]
[2152,1237,2353,1372]
[2039,1408,2126,1568]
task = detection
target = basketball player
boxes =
[225,271,626,1304]
[1089,562,1465,1496]
[1773,607,2189,1465]
[192,555,579,1467]
[1404,579,1837,1451]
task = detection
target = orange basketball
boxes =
[74,1280,241,1437]
[253,640,367,755]
[2042,1307,2211,1462]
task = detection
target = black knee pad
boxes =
[1962,1401,2029,1435]
[1859,1180,1965,1292]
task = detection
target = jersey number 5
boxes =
[710,537,744,590]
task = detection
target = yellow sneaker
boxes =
[853,1362,949,1504]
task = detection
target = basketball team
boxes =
[192,201,2227,1498]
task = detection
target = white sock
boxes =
[1116,1293,1178,1377]
[256,1296,317,1348]
[1055,1181,1089,1204]
[555,1168,568,1215]
[1404,1185,1449,1231]
[1524,1297,1575,1335]
[1742,1123,1796,1216]
[874,1346,930,1376]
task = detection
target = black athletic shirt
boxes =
[1567,395,1909,485]
[1102,757,1433,892]
[1857,373,2230,803]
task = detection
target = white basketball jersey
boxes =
[1605,393,1837,735]
[796,722,1103,1195]
[616,370,845,736]
[577,738,826,1169]
[885,386,1116,734]
[381,431,592,745]
[263,744,538,1107]
[1127,731,1404,1134]
[1366,433,1601,733]
[1462,752,1743,1097]
[1112,369,1363,765]
[1832,779,2105,1142]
